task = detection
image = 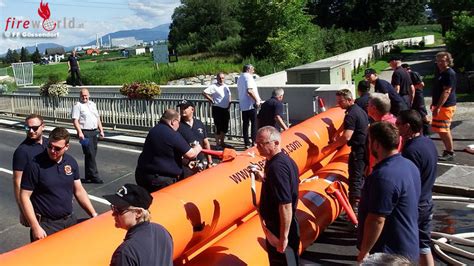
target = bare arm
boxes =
[277,203,293,253]
[202,138,213,165]
[183,144,203,160]
[414,81,425,90]
[433,86,453,116]
[247,88,260,107]
[67,61,71,71]
[202,92,214,104]
[409,84,415,105]
[394,84,400,94]
[357,213,386,262]
[13,171,22,208]
[72,119,84,140]
[275,115,289,131]
[332,129,354,147]
[20,189,46,240]
[73,180,97,217]
[97,117,104,138]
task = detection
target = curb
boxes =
[433,184,474,198]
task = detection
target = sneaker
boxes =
[81,178,104,184]
[438,150,455,161]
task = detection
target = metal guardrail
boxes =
[10,90,205,100]
[0,95,289,139]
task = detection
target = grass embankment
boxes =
[390,24,443,46]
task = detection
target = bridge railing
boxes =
[0,95,288,139]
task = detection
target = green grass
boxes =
[391,24,444,46]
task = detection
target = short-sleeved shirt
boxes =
[68,55,79,69]
[409,71,423,86]
[375,79,408,115]
[111,221,173,266]
[402,136,437,204]
[13,137,48,171]
[237,72,261,111]
[358,153,421,260]
[203,83,231,109]
[355,93,369,114]
[136,122,191,177]
[178,118,207,161]
[391,67,413,96]
[71,101,100,130]
[259,152,299,236]
[432,68,456,107]
[21,152,80,219]
[344,104,369,147]
[257,97,284,129]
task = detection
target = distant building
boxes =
[86,48,100,56]
[44,47,66,63]
[111,37,142,48]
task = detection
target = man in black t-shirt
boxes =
[253,126,299,265]
[67,50,83,86]
[365,68,408,116]
[355,80,370,114]
[390,56,414,107]
[177,99,214,176]
[257,88,289,131]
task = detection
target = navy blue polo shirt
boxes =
[259,152,299,236]
[402,136,437,204]
[257,97,284,129]
[68,55,79,69]
[433,68,456,107]
[375,78,408,115]
[358,153,421,260]
[13,137,48,171]
[111,222,173,266]
[21,151,80,220]
[409,71,423,86]
[391,67,413,96]
[178,118,207,161]
[136,122,191,177]
[355,93,369,114]
[344,104,368,147]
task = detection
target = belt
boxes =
[36,213,72,223]
[82,128,97,131]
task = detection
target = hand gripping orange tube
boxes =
[183,145,351,265]
[0,107,345,265]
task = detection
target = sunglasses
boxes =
[111,205,132,215]
[24,125,42,132]
[47,144,66,152]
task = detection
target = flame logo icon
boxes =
[38,0,56,31]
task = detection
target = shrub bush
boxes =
[120,81,161,99]
[40,83,68,97]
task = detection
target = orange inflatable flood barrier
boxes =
[0,107,345,265]
[184,145,351,265]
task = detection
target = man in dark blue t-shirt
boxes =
[67,50,83,86]
[135,109,202,192]
[390,57,414,107]
[257,88,289,131]
[12,114,48,226]
[253,126,299,265]
[331,89,369,214]
[177,100,213,176]
[20,127,98,242]
[397,110,437,265]
[365,68,408,116]
[355,80,370,114]
[358,122,421,262]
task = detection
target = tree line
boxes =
[4,47,42,64]
[169,0,473,71]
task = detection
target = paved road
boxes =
[0,127,140,253]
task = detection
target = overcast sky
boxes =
[0,0,180,53]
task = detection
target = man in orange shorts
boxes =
[431,52,456,161]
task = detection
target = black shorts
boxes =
[212,106,230,134]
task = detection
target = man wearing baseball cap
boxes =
[104,183,173,266]
[365,68,408,116]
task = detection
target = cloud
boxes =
[128,0,180,25]
[0,0,5,7]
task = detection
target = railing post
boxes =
[10,96,15,116]
[112,98,117,130]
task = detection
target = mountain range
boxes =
[11,23,170,54]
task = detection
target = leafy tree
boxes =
[5,49,14,64]
[12,50,20,63]
[168,0,241,54]
[445,12,474,71]
[20,47,30,62]
[31,47,42,63]
[429,0,474,36]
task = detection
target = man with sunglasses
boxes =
[104,184,173,266]
[13,114,48,226]
[135,109,202,192]
[19,127,98,241]
[72,88,105,184]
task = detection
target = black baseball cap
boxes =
[364,68,377,76]
[388,55,401,62]
[177,99,194,109]
[103,184,153,209]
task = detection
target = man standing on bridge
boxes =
[20,127,98,241]
[72,88,105,184]
[13,114,48,226]
[237,64,261,148]
[252,126,300,265]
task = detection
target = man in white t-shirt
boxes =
[202,72,231,148]
[237,64,261,148]
[71,88,105,184]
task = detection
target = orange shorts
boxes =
[431,106,456,133]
